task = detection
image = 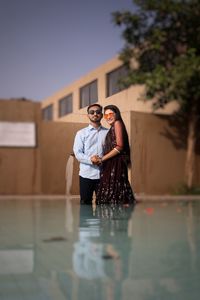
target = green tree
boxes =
[112,0,200,189]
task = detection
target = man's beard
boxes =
[89,117,101,123]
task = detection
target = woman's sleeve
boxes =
[114,121,124,152]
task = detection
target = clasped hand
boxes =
[91,155,102,165]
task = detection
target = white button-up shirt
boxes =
[73,124,108,179]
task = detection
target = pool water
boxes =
[0,198,199,300]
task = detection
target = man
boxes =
[73,104,108,204]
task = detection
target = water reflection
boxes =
[73,205,133,280]
[73,203,135,298]
[0,199,200,300]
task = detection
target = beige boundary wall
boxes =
[41,121,83,195]
[43,111,199,196]
[0,99,83,195]
[130,112,200,194]
[0,99,42,194]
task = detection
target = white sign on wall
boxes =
[0,122,36,147]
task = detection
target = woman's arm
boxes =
[101,121,124,162]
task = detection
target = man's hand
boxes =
[91,155,102,165]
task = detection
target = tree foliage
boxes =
[112,0,200,112]
[112,0,200,188]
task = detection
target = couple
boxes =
[73,103,136,205]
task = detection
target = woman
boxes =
[91,105,136,205]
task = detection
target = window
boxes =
[106,65,128,97]
[58,94,73,117]
[42,104,53,121]
[80,80,98,108]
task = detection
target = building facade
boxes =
[41,55,178,123]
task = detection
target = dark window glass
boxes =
[59,94,73,117]
[42,104,53,121]
[106,65,128,97]
[80,80,98,108]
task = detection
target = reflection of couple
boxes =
[73,203,135,283]
[73,103,136,205]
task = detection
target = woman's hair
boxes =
[104,105,131,164]
[104,104,122,120]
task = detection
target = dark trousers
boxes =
[79,176,99,204]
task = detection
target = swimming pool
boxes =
[0,198,199,299]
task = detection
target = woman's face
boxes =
[104,109,116,125]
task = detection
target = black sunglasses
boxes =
[88,109,102,115]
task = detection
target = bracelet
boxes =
[113,147,120,154]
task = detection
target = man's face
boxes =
[87,105,103,123]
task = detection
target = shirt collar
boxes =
[88,124,102,131]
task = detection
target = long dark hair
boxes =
[104,105,131,164]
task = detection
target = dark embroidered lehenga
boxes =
[96,124,135,205]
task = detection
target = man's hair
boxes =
[87,103,103,113]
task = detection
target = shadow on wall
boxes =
[159,112,200,154]
[130,111,200,195]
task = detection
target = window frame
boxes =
[58,93,73,117]
[79,79,98,109]
[106,65,128,97]
[42,104,53,121]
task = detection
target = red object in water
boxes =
[145,207,154,215]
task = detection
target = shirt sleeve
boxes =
[73,131,93,165]
[114,121,124,151]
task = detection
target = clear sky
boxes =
[0,0,135,102]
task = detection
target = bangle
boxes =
[114,147,120,153]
